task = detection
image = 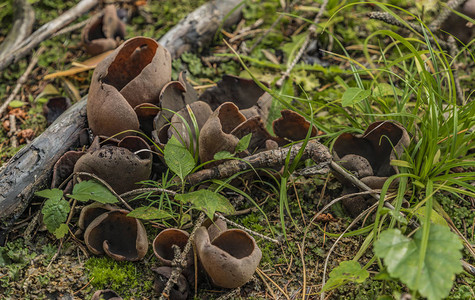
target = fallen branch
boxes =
[0,47,46,117]
[0,0,35,60]
[184,140,332,186]
[0,0,99,72]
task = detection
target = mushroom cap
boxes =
[51,150,85,191]
[88,36,171,137]
[273,109,317,141]
[84,209,148,261]
[152,266,189,300]
[152,228,192,267]
[81,5,126,56]
[78,203,118,230]
[194,227,262,289]
[74,136,152,194]
[198,102,245,163]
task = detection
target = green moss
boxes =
[84,257,154,299]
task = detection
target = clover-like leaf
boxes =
[54,223,69,239]
[35,189,64,202]
[235,133,252,153]
[175,190,235,220]
[127,206,173,220]
[322,260,369,292]
[69,180,118,204]
[374,225,463,300]
[341,87,371,107]
[164,136,196,181]
[42,197,70,234]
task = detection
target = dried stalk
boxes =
[0,0,99,71]
[0,47,46,117]
[215,213,280,244]
[275,0,329,87]
[8,115,18,148]
[160,212,206,300]
[184,140,331,186]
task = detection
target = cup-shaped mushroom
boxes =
[81,5,126,55]
[91,289,123,300]
[88,36,171,137]
[51,150,85,193]
[152,266,189,300]
[194,228,262,289]
[78,203,118,230]
[74,136,152,194]
[273,110,317,141]
[198,75,270,121]
[199,102,246,163]
[43,96,71,126]
[202,217,227,243]
[333,120,410,189]
[84,209,148,261]
[153,228,192,267]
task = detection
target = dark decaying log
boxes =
[0,0,244,232]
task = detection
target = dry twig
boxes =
[0,0,99,71]
[0,46,46,117]
[185,140,331,186]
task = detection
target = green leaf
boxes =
[235,133,252,153]
[373,83,402,97]
[35,189,63,202]
[374,225,463,300]
[322,260,369,292]
[54,223,69,239]
[164,136,196,181]
[8,100,26,108]
[69,180,118,203]
[127,207,173,220]
[42,197,70,234]
[341,87,371,107]
[213,151,234,160]
[175,190,235,220]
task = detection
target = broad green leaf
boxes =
[214,151,234,160]
[127,207,173,220]
[35,189,63,202]
[42,197,70,233]
[235,133,252,153]
[69,180,118,203]
[322,260,369,292]
[374,226,463,300]
[341,87,371,107]
[175,190,235,220]
[164,136,195,181]
[8,100,26,108]
[54,223,69,239]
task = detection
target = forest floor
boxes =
[0,0,474,299]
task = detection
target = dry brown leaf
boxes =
[43,50,114,80]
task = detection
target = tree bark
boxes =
[0,0,244,233]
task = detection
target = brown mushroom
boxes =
[78,203,118,231]
[194,227,262,289]
[333,121,410,216]
[51,150,85,192]
[152,266,189,300]
[84,209,148,261]
[43,96,71,126]
[272,109,317,141]
[152,228,193,267]
[74,136,152,194]
[91,289,123,300]
[87,36,171,138]
[81,5,126,56]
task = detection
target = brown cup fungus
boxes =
[84,209,148,261]
[194,227,262,289]
[333,121,410,216]
[87,36,171,138]
[81,5,126,55]
[74,135,152,194]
